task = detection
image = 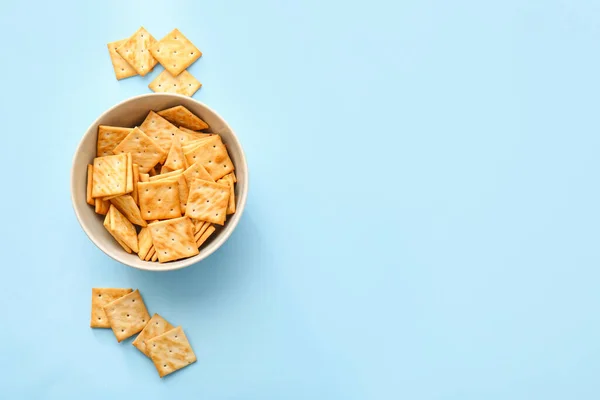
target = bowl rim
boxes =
[70,93,249,272]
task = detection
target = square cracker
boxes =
[132,314,174,357]
[112,127,166,173]
[148,69,202,97]
[92,154,128,198]
[183,161,214,187]
[151,172,189,211]
[90,288,133,328]
[103,289,151,342]
[116,27,158,77]
[150,29,202,76]
[97,126,132,157]
[107,39,137,80]
[137,227,153,260]
[186,179,230,225]
[183,135,234,181]
[217,174,236,215]
[108,205,139,252]
[158,105,209,131]
[147,326,197,378]
[139,111,186,154]
[149,217,199,263]
[163,138,187,171]
[103,211,132,253]
[86,165,95,206]
[110,195,147,226]
[138,180,182,220]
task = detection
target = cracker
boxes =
[140,173,150,182]
[86,164,94,206]
[139,111,186,154]
[103,210,132,253]
[183,135,234,180]
[107,39,137,80]
[90,288,133,328]
[108,205,139,252]
[95,198,110,215]
[217,174,236,215]
[196,225,215,248]
[132,163,140,204]
[126,153,133,194]
[115,27,158,77]
[149,217,199,262]
[92,154,128,198]
[132,314,174,357]
[163,139,187,171]
[192,219,206,234]
[158,105,209,131]
[151,172,189,211]
[103,289,150,342]
[112,127,166,173]
[180,127,212,139]
[151,249,159,262]
[181,137,213,153]
[147,326,197,378]
[145,246,156,261]
[185,180,230,225]
[137,227,153,260]
[194,221,210,241]
[148,169,183,181]
[97,126,132,157]
[138,180,182,220]
[183,161,214,186]
[110,195,147,227]
[148,69,202,97]
[150,29,202,76]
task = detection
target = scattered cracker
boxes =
[107,39,138,80]
[112,127,166,173]
[183,135,234,181]
[132,314,174,357]
[196,224,215,248]
[110,195,147,226]
[150,29,202,77]
[158,105,208,131]
[116,27,158,77]
[90,288,133,328]
[86,164,94,206]
[107,205,139,252]
[92,154,128,198]
[149,217,199,263]
[148,69,202,97]
[138,180,182,220]
[103,289,150,342]
[147,326,197,378]
[97,126,132,157]
[163,139,187,171]
[186,179,230,225]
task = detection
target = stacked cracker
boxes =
[91,288,196,378]
[86,105,237,263]
[108,27,203,96]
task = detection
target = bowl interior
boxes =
[71,94,247,271]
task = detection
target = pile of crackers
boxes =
[86,105,236,263]
[91,288,196,378]
[108,27,203,97]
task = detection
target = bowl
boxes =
[71,93,248,271]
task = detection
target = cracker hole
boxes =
[170,209,174,212]
[223,165,227,168]
[98,294,102,297]
[142,319,145,322]
[164,364,167,368]
[190,52,194,55]
[169,350,172,353]
[98,317,101,320]
[158,199,161,202]
[206,200,209,203]
[173,84,177,87]
[216,213,219,216]
[158,85,162,87]
[132,299,135,302]
[175,335,178,338]
[164,251,167,255]
[127,314,130,317]
[173,51,177,54]
[189,84,192,86]
[156,322,159,325]
[121,329,124,332]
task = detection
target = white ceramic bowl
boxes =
[71,93,248,271]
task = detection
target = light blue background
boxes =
[1,0,599,398]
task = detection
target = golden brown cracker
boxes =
[163,139,187,171]
[95,198,110,215]
[138,180,182,220]
[112,127,166,173]
[149,217,199,263]
[97,126,132,157]
[147,326,197,378]
[91,288,133,328]
[196,224,215,248]
[137,227,153,260]
[132,163,140,204]
[107,39,138,80]
[183,135,234,181]
[108,205,139,252]
[183,161,214,187]
[150,29,201,76]
[103,289,151,342]
[116,27,158,77]
[92,154,128,198]
[185,179,230,225]
[217,174,236,215]
[110,195,147,227]
[158,105,209,131]
[139,111,186,154]
[148,69,202,97]
[132,314,174,357]
[86,164,95,206]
